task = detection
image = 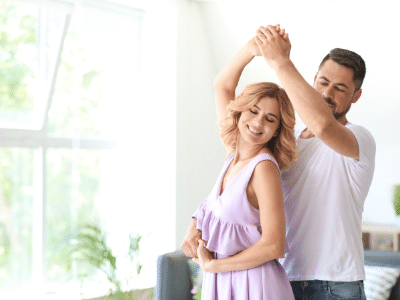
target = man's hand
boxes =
[246,24,286,57]
[181,219,202,258]
[255,25,291,70]
[192,239,215,273]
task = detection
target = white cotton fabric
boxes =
[364,265,400,300]
[279,123,376,281]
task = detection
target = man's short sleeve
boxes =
[347,123,376,167]
[344,123,376,204]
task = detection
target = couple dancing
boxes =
[181,24,375,300]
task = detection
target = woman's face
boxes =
[237,96,281,147]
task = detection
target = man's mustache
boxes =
[323,97,335,108]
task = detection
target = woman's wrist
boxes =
[244,42,257,58]
[206,257,219,273]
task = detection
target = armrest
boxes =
[364,250,400,268]
[154,250,192,300]
[364,250,400,300]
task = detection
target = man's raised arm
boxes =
[255,25,362,160]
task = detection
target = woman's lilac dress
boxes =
[192,153,295,300]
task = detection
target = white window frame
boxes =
[0,0,143,296]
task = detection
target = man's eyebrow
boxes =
[319,76,349,89]
[253,105,278,119]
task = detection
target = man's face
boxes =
[313,59,361,121]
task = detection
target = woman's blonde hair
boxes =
[220,82,297,171]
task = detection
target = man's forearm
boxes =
[273,59,334,136]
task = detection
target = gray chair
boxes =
[155,250,400,300]
[364,250,400,300]
[154,250,193,300]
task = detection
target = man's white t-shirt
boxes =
[279,123,376,281]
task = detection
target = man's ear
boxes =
[313,73,318,87]
[352,89,362,104]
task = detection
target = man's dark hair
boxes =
[319,48,366,92]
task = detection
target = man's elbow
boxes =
[312,119,335,140]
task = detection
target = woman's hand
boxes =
[255,25,291,70]
[181,220,202,258]
[192,239,216,273]
[246,24,287,56]
[246,36,262,56]
[275,24,289,41]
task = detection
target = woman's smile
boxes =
[247,124,263,135]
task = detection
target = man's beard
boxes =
[333,104,351,120]
[324,97,351,120]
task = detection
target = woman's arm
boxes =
[214,25,285,125]
[193,160,286,273]
[181,219,202,258]
[214,38,259,125]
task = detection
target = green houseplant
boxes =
[393,185,400,216]
[66,224,142,299]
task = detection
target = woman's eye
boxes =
[266,118,273,123]
[250,110,257,114]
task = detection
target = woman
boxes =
[191,26,297,299]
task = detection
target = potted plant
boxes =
[393,184,400,226]
[65,224,142,299]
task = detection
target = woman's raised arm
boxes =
[213,37,259,125]
[214,24,285,125]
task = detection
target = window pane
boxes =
[47,6,140,139]
[0,148,34,291]
[0,0,65,129]
[46,148,110,297]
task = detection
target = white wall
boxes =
[175,0,227,249]
[174,0,400,248]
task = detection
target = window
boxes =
[0,0,175,298]
[0,148,34,290]
[0,0,63,130]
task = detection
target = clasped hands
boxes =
[192,239,216,273]
[181,221,215,272]
[248,24,291,70]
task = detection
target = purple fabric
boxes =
[193,153,295,299]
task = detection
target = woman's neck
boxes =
[233,137,271,164]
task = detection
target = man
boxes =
[254,26,375,299]
[183,25,375,299]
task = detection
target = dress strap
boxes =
[248,153,279,172]
[238,153,280,190]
